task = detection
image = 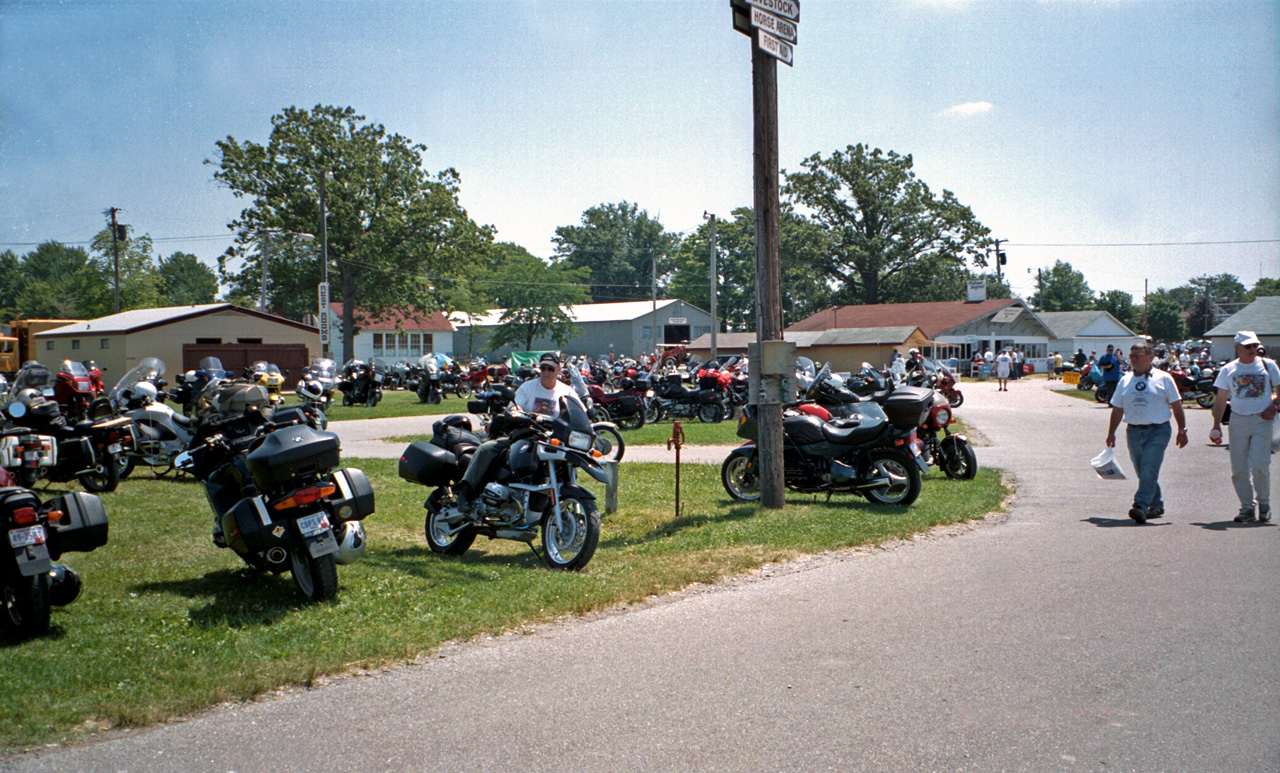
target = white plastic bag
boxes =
[1090,447,1127,480]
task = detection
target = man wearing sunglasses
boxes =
[1211,330,1280,523]
[454,353,585,512]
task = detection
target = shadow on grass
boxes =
[363,543,550,575]
[1,624,68,649]
[131,568,312,629]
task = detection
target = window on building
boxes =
[372,333,383,355]
[398,332,408,351]
[101,339,109,349]
[422,333,433,353]
[237,338,262,344]
[46,340,54,351]
[71,339,81,350]
[195,338,221,345]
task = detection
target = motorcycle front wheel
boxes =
[592,423,625,463]
[644,398,662,424]
[290,548,338,602]
[79,457,121,493]
[721,453,761,502]
[939,437,978,480]
[424,491,477,555]
[454,383,472,399]
[117,455,136,480]
[588,406,610,425]
[427,390,442,405]
[863,449,922,506]
[541,495,600,571]
[1094,384,1112,404]
[947,390,964,408]
[1,573,51,640]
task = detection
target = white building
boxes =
[326,304,455,362]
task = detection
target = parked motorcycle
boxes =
[170,356,232,417]
[651,372,725,423]
[398,399,609,571]
[1,461,110,639]
[298,358,340,411]
[109,358,196,477]
[416,356,444,405]
[585,383,646,430]
[1164,364,1217,409]
[917,393,977,480]
[176,411,374,602]
[53,360,100,422]
[246,361,286,406]
[3,367,136,492]
[339,358,385,407]
[721,398,925,506]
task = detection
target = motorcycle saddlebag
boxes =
[616,395,644,415]
[222,497,284,555]
[45,491,109,557]
[694,388,720,405]
[329,468,375,522]
[245,426,342,491]
[883,386,934,430]
[398,441,461,487]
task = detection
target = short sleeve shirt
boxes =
[514,379,585,420]
[1110,369,1180,425]
[1213,358,1280,416]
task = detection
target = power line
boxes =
[1009,239,1280,247]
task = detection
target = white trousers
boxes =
[1228,412,1274,512]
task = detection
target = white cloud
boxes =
[942,101,994,117]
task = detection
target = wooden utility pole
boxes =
[752,42,785,509]
[107,207,123,314]
[706,212,718,360]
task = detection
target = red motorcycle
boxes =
[53,361,99,423]
[1163,365,1217,409]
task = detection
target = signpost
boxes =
[317,281,330,346]
[730,0,800,509]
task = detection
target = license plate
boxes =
[23,451,41,461]
[108,443,123,454]
[8,525,46,548]
[297,512,331,537]
[373,373,383,383]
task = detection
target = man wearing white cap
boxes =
[1211,331,1280,523]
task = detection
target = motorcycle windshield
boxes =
[311,358,336,370]
[368,357,388,372]
[806,363,833,398]
[11,363,53,393]
[109,358,166,403]
[551,396,595,451]
[60,360,90,378]
[266,364,282,376]
[199,357,224,373]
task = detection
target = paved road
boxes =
[7,378,1277,772]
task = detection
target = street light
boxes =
[257,230,315,313]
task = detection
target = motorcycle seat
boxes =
[172,413,193,429]
[820,418,885,445]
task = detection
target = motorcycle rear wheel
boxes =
[425,492,477,556]
[290,548,338,602]
[454,383,472,399]
[541,496,600,571]
[1094,384,1112,404]
[939,437,978,480]
[1196,392,1214,409]
[698,402,724,423]
[616,411,645,431]
[79,458,120,493]
[644,398,662,424]
[117,455,136,480]
[721,453,761,502]
[588,406,610,425]
[427,390,443,405]
[863,449,922,506]
[1,573,51,640]
[592,423,625,463]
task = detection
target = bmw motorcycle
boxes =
[1,458,110,639]
[109,357,196,478]
[398,399,608,571]
[176,409,374,602]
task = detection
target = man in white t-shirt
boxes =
[994,349,1012,391]
[1211,330,1280,523]
[1106,342,1189,523]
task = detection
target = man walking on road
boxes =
[1210,330,1280,523]
[1106,342,1189,523]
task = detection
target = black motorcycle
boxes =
[416,357,444,405]
[339,358,385,407]
[2,464,110,639]
[170,356,233,417]
[652,372,725,423]
[176,409,374,602]
[398,399,609,571]
[2,385,136,493]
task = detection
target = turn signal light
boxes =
[272,483,337,511]
[591,449,602,459]
[45,509,65,524]
[549,438,562,447]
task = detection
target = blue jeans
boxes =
[1126,422,1171,513]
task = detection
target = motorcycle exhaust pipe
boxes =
[494,528,537,543]
[265,547,288,564]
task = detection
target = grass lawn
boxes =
[317,388,471,422]
[0,460,1007,751]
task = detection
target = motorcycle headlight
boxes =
[568,430,593,451]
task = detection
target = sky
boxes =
[1,0,1277,306]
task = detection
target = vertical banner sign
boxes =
[317,281,330,345]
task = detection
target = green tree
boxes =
[158,252,219,306]
[552,202,678,303]
[88,228,163,315]
[782,144,991,305]
[1094,289,1138,330]
[1250,276,1280,299]
[667,207,832,331]
[0,250,25,320]
[1179,274,1248,337]
[485,245,590,352]
[8,241,107,319]
[209,104,494,361]
[1033,260,1093,311]
[1141,291,1186,342]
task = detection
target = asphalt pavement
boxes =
[6,376,1277,772]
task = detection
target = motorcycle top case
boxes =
[329,468,375,522]
[398,441,462,487]
[883,386,934,429]
[207,382,269,416]
[45,491,109,557]
[246,425,342,491]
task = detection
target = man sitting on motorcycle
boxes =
[454,353,586,511]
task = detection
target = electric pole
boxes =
[107,207,123,314]
[705,212,718,360]
[992,238,1007,287]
